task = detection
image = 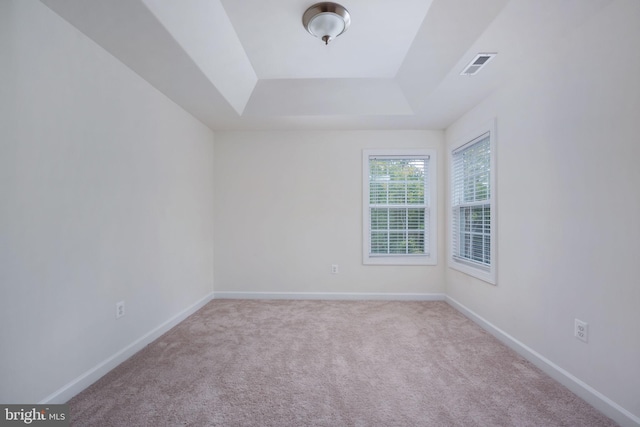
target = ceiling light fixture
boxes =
[303,2,351,45]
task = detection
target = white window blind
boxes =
[452,133,491,268]
[368,156,429,256]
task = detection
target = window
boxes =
[363,149,437,265]
[449,123,496,283]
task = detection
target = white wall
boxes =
[445,0,640,423]
[0,0,214,403]
[214,130,445,297]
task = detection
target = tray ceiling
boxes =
[39,0,610,130]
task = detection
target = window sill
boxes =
[364,255,437,266]
[449,259,496,284]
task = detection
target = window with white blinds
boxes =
[449,125,496,284]
[363,149,437,265]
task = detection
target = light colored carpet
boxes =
[68,300,617,426]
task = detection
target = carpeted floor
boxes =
[68,300,617,426]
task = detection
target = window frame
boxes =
[448,121,497,284]
[362,149,437,266]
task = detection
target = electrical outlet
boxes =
[331,264,339,274]
[116,301,125,319]
[574,319,588,343]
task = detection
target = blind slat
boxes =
[369,157,429,256]
[452,135,491,266]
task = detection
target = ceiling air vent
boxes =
[460,53,497,76]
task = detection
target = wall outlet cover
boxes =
[574,319,588,343]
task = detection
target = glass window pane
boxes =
[388,183,406,204]
[371,232,388,254]
[406,182,424,204]
[371,208,388,230]
[388,209,406,230]
[389,232,406,254]
[407,209,425,230]
[370,182,387,204]
[407,232,425,254]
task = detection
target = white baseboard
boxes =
[39,292,215,404]
[445,296,640,427]
[213,291,446,301]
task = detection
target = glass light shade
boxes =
[307,13,345,43]
[303,3,351,45]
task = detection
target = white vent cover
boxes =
[460,53,497,76]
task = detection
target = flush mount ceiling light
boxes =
[303,2,351,45]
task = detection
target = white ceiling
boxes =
[39,0,612,131]
[220,0,433,79]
